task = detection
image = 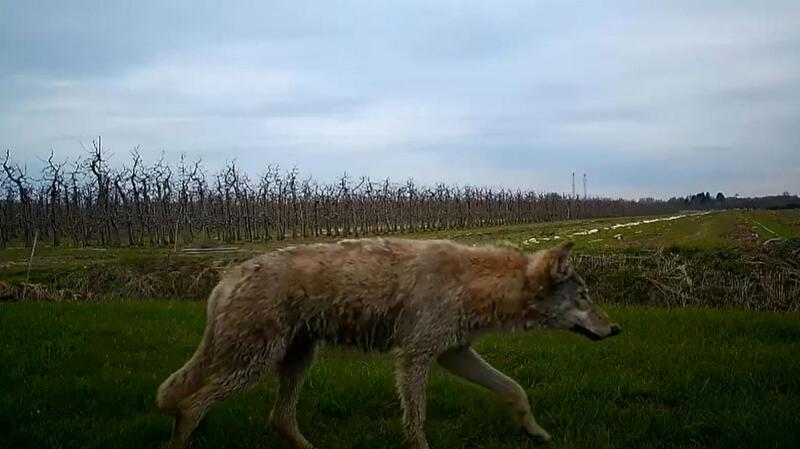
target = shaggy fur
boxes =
[157,238,619,449]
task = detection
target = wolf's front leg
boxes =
[395,354,432,449]
[437,346,551,443]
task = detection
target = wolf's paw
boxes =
[269,416,315,449]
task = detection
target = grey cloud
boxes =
[1,1,799,198]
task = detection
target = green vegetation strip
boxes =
[742,210,800,240]
[2,302,799,449]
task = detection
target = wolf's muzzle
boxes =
[570,323,621,340]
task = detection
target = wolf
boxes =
[156,239,620,449]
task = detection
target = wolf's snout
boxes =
[569,321,621,341]
[570,324,603,341]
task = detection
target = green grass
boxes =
[2,302,799,449]
[419,211,742,251]
[742,210,800,240]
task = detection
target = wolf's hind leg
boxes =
[395,353,432,449]
[437,346,551,443]
[270,333,318,449]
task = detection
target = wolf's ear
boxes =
[550,241,574,281]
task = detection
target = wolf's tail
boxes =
[156,282,225,411]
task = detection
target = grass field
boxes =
[741,210,800,240]
[1,302,799,449]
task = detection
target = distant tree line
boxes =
[0,141,795,248]
[667,191,800,210]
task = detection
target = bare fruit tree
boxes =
[5,141,776,248]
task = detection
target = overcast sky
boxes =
[1,1,798,198]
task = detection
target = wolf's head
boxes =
[525,242,620,340]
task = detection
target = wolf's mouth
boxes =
[570,324,605,341]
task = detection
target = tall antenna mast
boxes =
[583,173,587,199]
[572,172,575,198]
